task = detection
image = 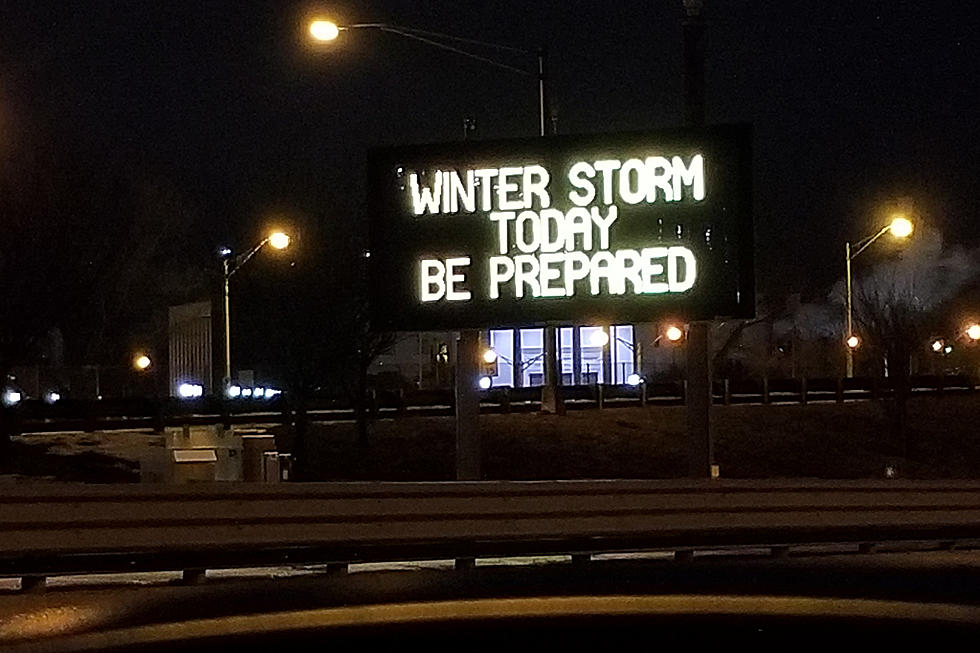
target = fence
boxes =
[6,374,976,435]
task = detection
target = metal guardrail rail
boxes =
[3,480,980,583]
[11,375,978,434]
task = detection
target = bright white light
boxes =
[967,324,980,341]
[846,335,860,349]
[3,390,22,406]
[931,339,944,353]
[268,232,290,250]
[254,387,265,398]
[45,391,61,404]
[264,388,280,398]
[627,373,642,386]
[483,349,498,364]
[889,216,913,239]
[178,383,203,399]
[309,20,340,41]
[242,388,253,397]
[218,246,232,257]
[589,329,609,347]
[944,345,953,355]
[665,325,683,342]
[478,376,492,390]
[134,354,151,371]
[227,385,242,398]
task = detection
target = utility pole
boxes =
[683,0,713,478]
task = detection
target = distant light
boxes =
[478,376,492,390]
[45,391,61,404]
[227,385,242,398]
[627,373,642,386]
[846,335,860,349]
[931,339,944,353]
[241,388,253,397]
[309,19,340,41]
[254,387,265,399]
[3,390,22,406]
[264,388,280,399]
[665,325,684,342]
[967,324,980,341]
[889,216,913,239]
[944,345,953,355]
[134,354,151,371]
[483,348,498,364]
[884,465,897,479]
[362,250,372,258]
[589,329,609,347]
[218,246,232,258]
[268,232,290,250]
[178,383,203,399]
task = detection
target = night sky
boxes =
[2,0,978,300]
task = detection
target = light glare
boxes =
[627,373,641,386]
[269,232,290,250]
[227,385,242,398]
[309,20,340,42]
[967,324,980,341]
[3,390,22,406]
[589,329,610,347]
[665,325,683,342]
[846,335,860,349]
[889,216,913,239]
[483,349,498,364]
[178,383,203,399]
[134,354,151,371]
[45,391,61,404]
[931,339,944,352]
[478,376,492,390]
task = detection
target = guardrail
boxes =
[4,480,980,585]
[9,374,978,435]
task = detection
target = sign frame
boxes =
[367,124,753,330]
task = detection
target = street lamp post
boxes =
[221,231,290,388]
[309,21,549,137]
[844,215,913,377]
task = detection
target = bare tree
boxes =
[851,230,977,458]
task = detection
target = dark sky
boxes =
[2,0,978,298]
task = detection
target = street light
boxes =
[665,325,684,342]
[482,349,498,364]
[221,230,291,387]
[967,324,980,341]
[309,19,340,42]
[846,335,860,350]
[844,213,913,377]
[307,19,549,137]
[134,354,151,371]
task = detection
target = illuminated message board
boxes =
[367,125,753,330]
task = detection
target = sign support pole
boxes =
[455,329,481,479]
[686,321,712,477]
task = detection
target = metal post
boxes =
[601,329,612,385]
[223,258,232,387]
[845,241,854,378]
[455,329,481,480]
[541,325,563,414]
[417,332,423,388]
[687,321,712,477]
[537,48,548,137]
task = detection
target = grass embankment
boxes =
[285,395,980,481]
